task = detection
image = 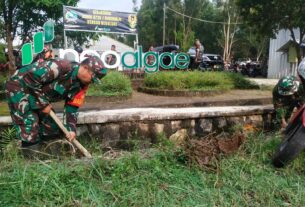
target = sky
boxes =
[77,0,142,13]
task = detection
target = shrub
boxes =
[144,71,259,91]
[0,72,8,92]
[0,44,6,64]
[226,72,260,89]
[87,71,132,97]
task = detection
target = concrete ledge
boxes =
[78,105,273,124]
[0,116,12,125]
[0,105,273,125]
[0,105,275,149]
[138,87,225,97]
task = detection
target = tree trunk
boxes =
[222,24,226,60]
[223,13,231,62]
[5,22,15,75]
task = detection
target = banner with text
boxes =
[63,6,137,34]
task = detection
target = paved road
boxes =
[248,78,279,86]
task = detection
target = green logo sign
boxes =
[24,21,190,72]
[59,46,190,73]
[21,21,54,66]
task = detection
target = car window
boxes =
[206,55,222,60]
[188,48,194,52]
[188,48,195,55]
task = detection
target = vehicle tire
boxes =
[198,63,204,71]
[250,70,256,77]
[272,119,305,168]
[241,68,247,76]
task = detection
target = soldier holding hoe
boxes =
[5,56,107,155]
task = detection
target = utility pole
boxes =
[163,2,166,46]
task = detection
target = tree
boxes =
[230,24,269,71]
[237,0,305,63]
[0,0,79,74]
[137,0,162,50]
[0,44,6,63]
[213,0,241,62]
[174,0,205,51]
[193,2,223,53]
[223,2,240,62]
[0,19,4,40]
[132,0,139,12]
[138,0,210,51]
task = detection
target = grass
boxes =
[1,131,305,206]
[0,72,9,116]
[144,71,260,91]
[0,101,9,116]
[87,71,132,97]
[260,84,275,91]
[0,74,7,91]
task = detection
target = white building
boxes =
[268,29,302,78]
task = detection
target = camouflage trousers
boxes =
[5,80,61,143]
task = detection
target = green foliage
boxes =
[0,127,17,153]
[15,0,79,40]
[138,0,216,52]
[0,20,4,40]
[193,2,223,53]
[143,71,259,90]
[137,0,269,61]
[226,72,260,89]
[0,44,6,64]
[236,0,305,62]
[0,0,79,72]
[0,102,9,116]
[2,132,305,205]
[0,73,8,91]
[87,71,132,97]
[232,25,269,60]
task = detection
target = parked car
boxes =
[187,47,197,68]
[188,47,224,71]
[235,58,263,77]
[154,45,180,54]
[153,45,180,67]
[200,54,224,71]
[235,58,252,68]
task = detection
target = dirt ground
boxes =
[52,89,272,112]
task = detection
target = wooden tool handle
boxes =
[50,110,92,158]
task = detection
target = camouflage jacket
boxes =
[272,82,305,119]
[9,59,87,132]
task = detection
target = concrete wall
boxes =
[0,106,274,148]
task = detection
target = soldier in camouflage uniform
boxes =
[5,56,107,149]
[272,75,305,129]
[32,45,54,65]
